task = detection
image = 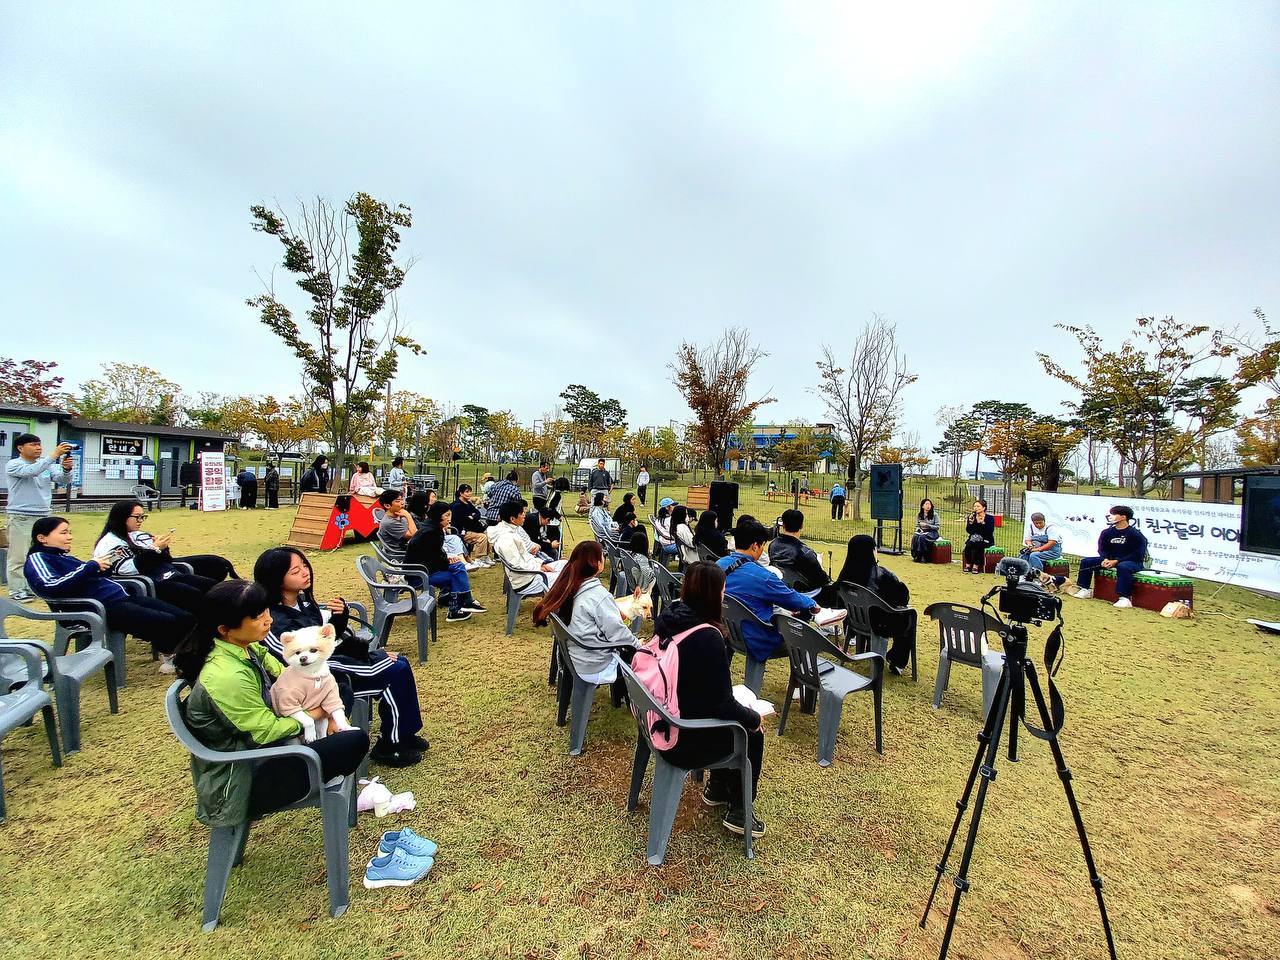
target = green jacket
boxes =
[183,639,302,827]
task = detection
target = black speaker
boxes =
[869,463,903,520]
[1241,474,1280,557]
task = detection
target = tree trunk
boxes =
[848,453,863,519]
[1086,437,1097,485]
[1044,453,1061,492]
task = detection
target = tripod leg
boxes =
[934,669,1013,960]
[1023,666,1118,960]
[920,667,1009,929]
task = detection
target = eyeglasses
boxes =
[130,514,146,522]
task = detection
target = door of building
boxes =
[159,443,187,494]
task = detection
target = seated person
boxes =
[693,509,729,559]
[25,516,195,673]
[719,517,817,665]
[1020,511,1063,577]
[575,489,591,516]
[449,484,494,567]
[589,492,618,541]
[962,499,996,573]
[482,470,523,525]
[349,461,379,497]
[489,499,562,596]
[652,501,680,560]
[1072,505,1148,609]
[671,505,698,566]
[375,489,417,562]
[836,534,914,675]
[767,509,839,606]
[404,502,487,622]
[655,561,767,838]
[93,499,219,614]
[522,506,561,561]
[173,580,369,827]
[254,547,427,768]
[615,507,640,543]
[532,541,636,686]
[612,493,637,526]
[910,498,941,562]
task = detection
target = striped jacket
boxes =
[24,545,128,604]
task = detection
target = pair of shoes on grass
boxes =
[364,827,439,888]
[702,782,766,838]
[371,736,427,767]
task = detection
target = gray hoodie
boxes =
[6,455,71,516]
[562,578,636,677]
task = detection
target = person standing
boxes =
[5,434,73,601]
[531,461,551,513]
[237,466,259,509]
[587,458,613,501]
[635,464,650,506]
[829,479,847,521]
[300,455,329,494]
[264,462,280,510]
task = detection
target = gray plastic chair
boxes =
[0,642,62,823]
[0,598,118,753]
[496,555,546,637]
[924,602,1006,721]
[617,658,754,866]
[696,544,718,564]
[649,561,682,619]
[355,555,436,663]
[39,595,132,687]
[837,582,919,681]
[548,614,635,756]
[774,613,885,765]
[165,681,356,932]
[721,596,769,694]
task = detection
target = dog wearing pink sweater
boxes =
[270,624,352,742]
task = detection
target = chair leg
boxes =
[41,704,61,768]
[627,736,650,811]
[910,638,918,681]
[109,633,128,689]
[981,659,1001,722]
[55,677,81,754]
[568,680,596,756]
[645,759,687,866]
[555,668,572,727]
[0,752,5,823]
[547,638,559,687]
[505,592,519,636]
[416,610,429,664]
[932,654,951,709]
[231,822,251,868]
[201,825,244,932]
[320,787,352,920]
[873,680,884,755]
[744,658,765,696]
[777,680,795,736]
[105,661,119,714]
[816,690,844,767]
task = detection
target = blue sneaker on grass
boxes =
[379,826,438,859]
[363,848,434,888]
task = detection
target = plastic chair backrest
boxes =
[165,680,230,763]
[923,602,1004,668]
[650,561,682,607]
[774,613,842,688]
[548,614,578,680]
[722,595,768,658]
[838,581,914,642]
[777,566,812,593]
[617,659,679,752]
[696,544,717,564]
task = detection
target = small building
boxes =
[0,402,236,506]
[724,422,840,474]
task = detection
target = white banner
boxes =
[199,451,227,512]
[1023,491,1280,594]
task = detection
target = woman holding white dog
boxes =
[254,547,428,769]
[173,580,369,826]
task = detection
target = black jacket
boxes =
[522,514,557,554]
[650,602,759,737]
[405,520,449,575]
[693,526,729,558]
[767,533,831,590]
[965,514,996,547]
[451,498,487,534]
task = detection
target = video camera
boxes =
[993,556,1062,624]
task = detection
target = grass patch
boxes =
[1,505,1278,959]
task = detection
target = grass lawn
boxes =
[1,505,1278,960]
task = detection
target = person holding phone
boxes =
[961,499,996,573]
[6,434,74,602]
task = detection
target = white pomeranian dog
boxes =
[270,624,352,742]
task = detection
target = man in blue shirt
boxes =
[1072,505,1149,609]
[719,516,818,662]
[830,480,848,520]
[6,433,74,601]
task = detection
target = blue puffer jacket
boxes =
[24,545,128,604]
[719,553,817,660]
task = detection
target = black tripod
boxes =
[920,619,1118,960]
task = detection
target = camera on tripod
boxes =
[993,556,1061,624]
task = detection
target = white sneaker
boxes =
[1113,597,1133,609]
[464,562,481,572]
[158,654,177,675]
[1072,588,1093,599]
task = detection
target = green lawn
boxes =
[1,506,1278,959]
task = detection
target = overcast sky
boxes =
[2,2,1276,449]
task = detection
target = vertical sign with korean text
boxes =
[199,451,227,512]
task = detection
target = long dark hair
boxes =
[917,498,935,521]
[670,505,689,531]
[693,510,719,542]
[310,455,327,471]
[99,499,142,546]
[679,561,727,637]
[173,580,270,680]
[533,541,604,626]
[628,527,649,555]
[406,491,431,520]
[253,546,317,609]
[29,516,68,553]
[836,534,878,587]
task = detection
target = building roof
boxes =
[64,417,237,441]
[0,402,66,418]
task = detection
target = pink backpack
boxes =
[630,625,703,749]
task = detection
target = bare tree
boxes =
[815,314,917,519]
[669,327,774,473]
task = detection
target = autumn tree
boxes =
[558,384,627,459]
[248,193,422,482]
[815,314,916,519]
[378,392,441,461]
[670,327,774,474]
[770,425,822,474]
[0,358,67,407]
[76,363,184,425]
[224,396,324,458]
[876,431,931,476]
[933,405,978,479]
[1237,398,1280,466]
[1016,417,1083,492]
[1039,316,1249,495]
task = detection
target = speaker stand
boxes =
[875,519,904,555]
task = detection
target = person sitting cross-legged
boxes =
[910,498,941,562]
[404,502,487,622]
[719,516,818,667]
[1072,504,1148,609]
[767,509,840,606]
[489,499,562,597]
[449,484,494,567]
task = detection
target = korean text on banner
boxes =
[1023,491,1280,594]
[199,452,227,512]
